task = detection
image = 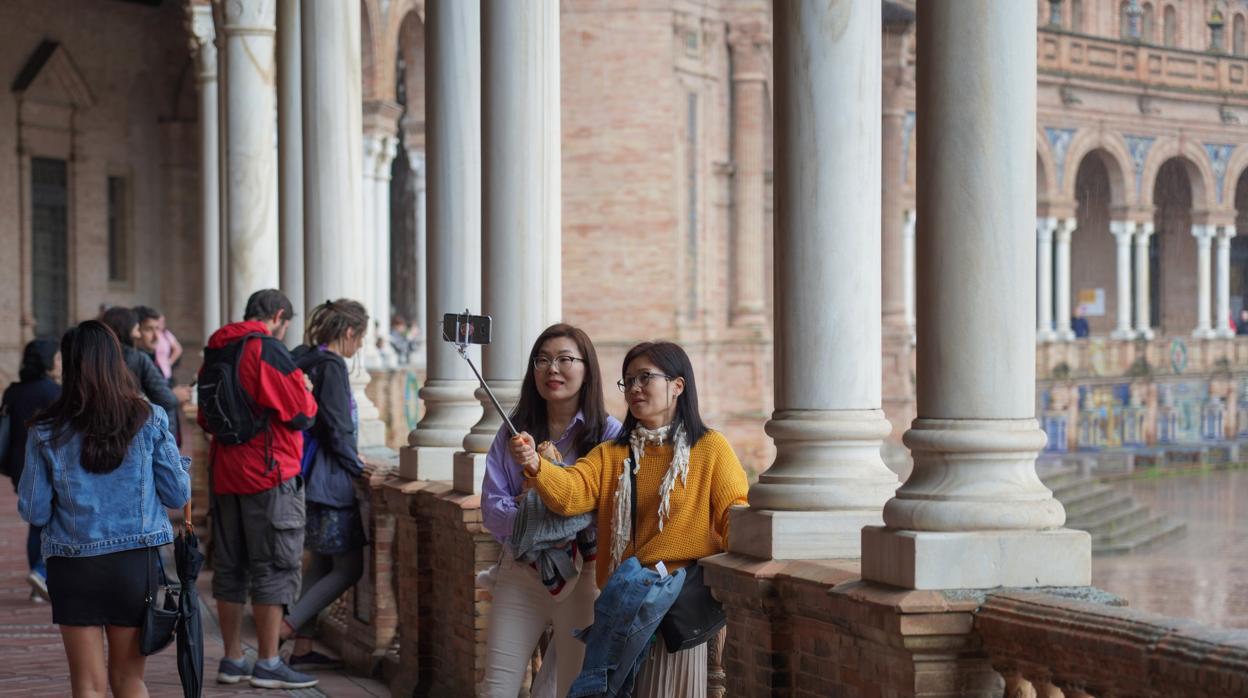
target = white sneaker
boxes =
[26,571,49,602]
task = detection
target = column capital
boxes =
[215,0,276,34]
[1053,217,1075,243]
[186,3,218,81]
[1109,220,1137,241]
[1134,221,1155,241]
[1036,216,1057,241]
[1192,223,1217,241]
[1218,224,1238,240]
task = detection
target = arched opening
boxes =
[391,10,426,339]
[1232,169,1248,321]
[1071,0,1084,32]
[1234,14,1246,55]
[1153,158,1198,333]
[1071,154,1118,336]
[1142,2,1155,42]
[1120,1,1133,39]
[1164,4,1178,46]
[361,2,377,101]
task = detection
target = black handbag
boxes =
[139,547,179,656]
[630,466,727,653]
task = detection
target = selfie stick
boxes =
[449,310,519,438]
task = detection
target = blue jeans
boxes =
[28,525,45,577]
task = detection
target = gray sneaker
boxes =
[250,659,318,689]
[216,657,253,684]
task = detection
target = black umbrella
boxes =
[174,503,204,698]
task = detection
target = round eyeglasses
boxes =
[533,355,585,371]
[617,371,672,392]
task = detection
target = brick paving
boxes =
[0,484,388,697]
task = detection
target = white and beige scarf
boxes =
[608,423,692,571]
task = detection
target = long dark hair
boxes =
[510,324,610,457]
[100,306,139,348]
[614,341,708,446]
[35,321,151,474]
[19,339,59,383]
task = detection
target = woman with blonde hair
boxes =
[280,299,371,671]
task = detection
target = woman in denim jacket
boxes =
[19,320,191,698]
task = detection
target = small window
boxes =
[1164,5,1178,47]
[107,176,130,283]
[684,30,698,55]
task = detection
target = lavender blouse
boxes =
[481,411,624,544]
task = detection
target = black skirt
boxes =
[47,547,156,627]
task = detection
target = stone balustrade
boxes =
[978,591,1248,697]
[1038,28,1248,97]
[1037,336,1248,381]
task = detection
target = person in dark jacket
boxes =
[281,299,370,671]
[199,289,319,689]
[2,339,61,601]
[100,307,180,432]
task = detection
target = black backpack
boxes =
[198,333,269,446]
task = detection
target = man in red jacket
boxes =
[199,289,320,689]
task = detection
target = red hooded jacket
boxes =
[198,321,317,495]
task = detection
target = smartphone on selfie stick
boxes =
[441,310,519,438]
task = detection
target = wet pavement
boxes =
[1091,468,1248,629]
[0,484,388,696]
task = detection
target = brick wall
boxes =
[703,554,1003,698]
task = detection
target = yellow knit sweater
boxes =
[527,429,749,589]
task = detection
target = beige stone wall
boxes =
[0,0,199,383]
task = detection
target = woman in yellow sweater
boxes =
[510,340,749,697]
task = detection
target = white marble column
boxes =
[903,209,917,337]
[1193,224,1216,339]
[729,22,769,328]
[220,0,279,320]
[212,2,231,320]
[726,0,898,561]
[452,0,561,493]
[277,0,303,346]
[1054,217,1076,341]
[1216,225,1237,338]
[407,147,428,365]
[1109,220,1136,339]
[400,0,484,481]
[301,0,362,304]
[371,135,398,363]
[300,0,384,447]
[189,6,221,339]
[360,133,381,364]
[1134,222,1155,339]
[862,0,1089,590]
[1036,217,1056,342]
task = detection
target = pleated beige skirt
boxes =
[633,640,708,698]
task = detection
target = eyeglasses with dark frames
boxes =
[533,355,585,371]
[617,371,672,392]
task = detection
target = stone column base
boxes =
[726,508,884,559]
[399,444,457,481]
[453,450,487,494]
[861,527,1091,590]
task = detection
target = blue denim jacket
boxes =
[18,407,192,559]
[569,556,686,698]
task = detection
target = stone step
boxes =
[1063,491,1133,521]
[1065,496,1134,527]
[1038,464,1084,491]
[1056,483,1118,512]
[1094,518,1187,555]
[1070,502,1151,536]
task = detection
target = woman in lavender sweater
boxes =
[480,324,622,697]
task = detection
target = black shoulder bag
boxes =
[139,547,179,656]
[631,465,727,653]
